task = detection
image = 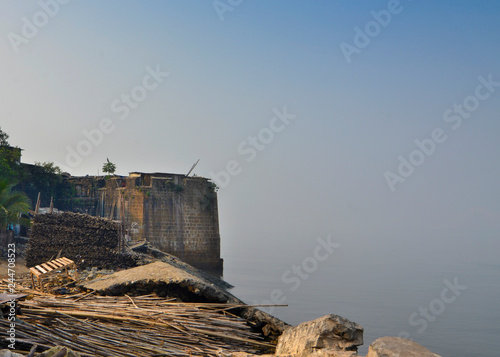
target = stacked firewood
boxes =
[26,212,136,269]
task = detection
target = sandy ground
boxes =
[0,257,31,280]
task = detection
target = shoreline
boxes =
[1,242,442,357]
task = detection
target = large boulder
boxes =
[366,337,442,357]
[274,314,363,356]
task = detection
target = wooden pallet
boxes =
[30,257,78,292]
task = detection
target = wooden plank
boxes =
[0,293,28,303]
[41,264,54,272]
[58,263,72,270]
[30,268,42,277]
[56,258,70,266]
[44,261,56,269]
[45,262,59,270]
[50,261,64,269]
[59,257,74,265]
[51,260,64,268]
[54,260,69,268]
[43,263,55,271]
[35,265,47,274]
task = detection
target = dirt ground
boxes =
[0,257,31,279]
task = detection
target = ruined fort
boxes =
[0,145,222,271]
[65,172,222,271]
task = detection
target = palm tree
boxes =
[102,158,116,176]
[0,179,31,229]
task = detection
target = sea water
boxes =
[223,252,500,356]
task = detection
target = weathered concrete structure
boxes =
[66,172,222,271]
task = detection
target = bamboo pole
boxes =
[5,293,278,356]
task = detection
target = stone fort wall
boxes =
[68,172,222,271]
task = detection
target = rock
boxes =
[366,337,442,357]
[274,314,363,356]
[0,350,24,357]
[37,346,81,357]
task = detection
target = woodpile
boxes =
[26,212,136,270]
[0,293,274,356]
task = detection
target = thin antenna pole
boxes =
[186,159,200,177]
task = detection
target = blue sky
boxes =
[1,0,500,267]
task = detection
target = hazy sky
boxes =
[1,1,500,266]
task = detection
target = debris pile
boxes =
[26,212,136,269]
[80,261,288,342]
[0,293,274,356]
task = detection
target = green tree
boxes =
[0,127,22,181]
[102,158,116,176]
[28,162,63,198]
[0,128,71,209]
[15,161,68,207]
[0,179,31,229]
[0,157,16,182]
[35,161,62,175]
[0,126,9,146]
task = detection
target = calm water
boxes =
[222,252,500,356]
